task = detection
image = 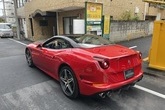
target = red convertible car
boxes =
[25,34,143,98]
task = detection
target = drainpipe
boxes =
[56,12,59,35]
[13,0,20,39]
[144,3,148,20]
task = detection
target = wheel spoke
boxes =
[63,84,67,92]
[26,50,34,67]
[67,78,73,84]
[60,77,66,84]
[28,57,31,64]
[26,52,30,63]
[64,69,68,79]
[67,84,73,94]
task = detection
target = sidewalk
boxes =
[12,36,33,45]
[143,61,165,79]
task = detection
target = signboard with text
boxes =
[85,2,103,33]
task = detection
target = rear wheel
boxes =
[59,66,79,99]
[25,49,34,67]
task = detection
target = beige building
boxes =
[16,0,165,41]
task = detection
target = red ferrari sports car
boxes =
[25,34,143,98]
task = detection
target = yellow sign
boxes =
[104,15,110,34]
[86,2,102,21]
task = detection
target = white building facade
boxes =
[3,0,15,23]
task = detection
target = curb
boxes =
[143,62,165,79]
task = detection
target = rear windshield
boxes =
[69,35,112,45]
[0,24,12,29]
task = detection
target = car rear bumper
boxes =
[0,33,13,38]
[79,71,143,96]
[0,35,13,38]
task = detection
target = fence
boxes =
[109,20,153,42]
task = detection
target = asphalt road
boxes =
[0,37,164,110]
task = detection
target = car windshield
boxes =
[68,35,112,47]
[0,24,12,29]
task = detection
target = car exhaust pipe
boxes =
[99,92,106,98]
[138,75,143,82]
[106,91,112,97]
[124,85,131,90]
[117,89,122,94]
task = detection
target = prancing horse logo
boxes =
[128,60,131,65]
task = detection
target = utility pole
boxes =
[13,0,20,39]
[2,0,6,22]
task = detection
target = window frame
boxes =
[42,37,73,49]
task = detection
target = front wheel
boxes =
[59,66,79,99]
[25,49,34,67]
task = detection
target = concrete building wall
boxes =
[18,0,146,21]
[145,3,165,19]
[161,11,165,19]
[103,0,145,20]
[30,17,56,41]
[17,7,25,18]
[3,0,15,23]
[110,21,153,42]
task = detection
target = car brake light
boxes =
[93,56,109,69]
[137,51,142,59]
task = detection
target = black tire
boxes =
[59,66,79,99]
[25,49,34,67]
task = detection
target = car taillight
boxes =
[137,51,142,59]
[93,56,110,69]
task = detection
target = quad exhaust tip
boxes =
[99,92,106,98]
[99,91,113,98]
[98,76,143,99]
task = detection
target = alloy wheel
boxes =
[26,49,34,67]
[59,66,79,98]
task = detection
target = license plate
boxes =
[124,69,134,79]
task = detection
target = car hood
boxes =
[82,44,137,58]
[0,29,12,32]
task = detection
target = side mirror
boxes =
[36,43,42,48]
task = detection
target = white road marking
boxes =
[8,39,165,99]
[8,38,27,46]
[129,46,137,49]
[135,85,165,99]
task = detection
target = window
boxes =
[110,16,113,20]
[17,0,27,7]
[72,35,111,45]
[29,18,34,36]
[0,24,12,29]
[63,17,77,34]
[43,38,72,49]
